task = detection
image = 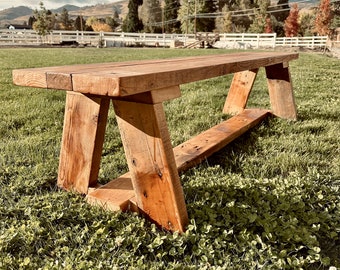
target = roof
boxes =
[7,24,32,30]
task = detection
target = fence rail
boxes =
[275,36,329,48]
[0,29,328,49]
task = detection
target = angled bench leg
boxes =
[265,63,297,120]
[223,69,258,115]
[112,99,189,232]
[58,92,110,194]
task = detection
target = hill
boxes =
[52,5,82,13]
[0,2,128,28]
[0,6,33,21]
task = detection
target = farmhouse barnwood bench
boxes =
[13,52,298,232]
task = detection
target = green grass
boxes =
[0,47,339,269]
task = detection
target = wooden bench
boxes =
[13,52,298,232]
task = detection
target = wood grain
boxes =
[13,52,298,97]
[86,109,271,225]
[265,63,297,120]
[58,92,110,194]
[112,99,189,232]
[223,69,259,115]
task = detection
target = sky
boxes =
[0,0,112,11]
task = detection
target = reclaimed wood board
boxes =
[13,52,298,97]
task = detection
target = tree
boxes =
[233,0,255,30]
[265,15,273,33]
[106,17,119,31]
[178,0,204,34]
[271,0,290,22]
[248,0,270,33]
[197,0,217,32]
[33,2,53,36]
[58,8,73,30]
[164,0,181,33]
[284,3,299,37]
[28,16,36,28]
[314,0,333,36]
[299,12,315,36]
[74,15,86,31]
[215,5,233,32]
[86,17,113,32]
[46,9,57,30]
[141,0,162,33]
[122,0,143,32]
[92,21,113,32]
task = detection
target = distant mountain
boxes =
[0,2,129,28]
[0,6,33,21]
[52,5,82,13]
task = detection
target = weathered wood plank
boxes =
[58,92,110,194]
[13,52,299,97]
[112,99,189,232]
[223,69,258,115]
[86,109,270,218]
[265,63,297,120]
[174,108,271,172]
[87,173,137,212]
[12,69,48,88]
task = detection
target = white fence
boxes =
[0,29,328,49]
[215,33,277,49]
[275,36,329,48]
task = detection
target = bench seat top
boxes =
[13,52,298,97]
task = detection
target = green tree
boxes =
[233,0,255,30]
[196,0,217,32]
[58,8,73,30]
[122,0,143,32]
[33,2,54,36]
[106,17,119,31]
[164,0,181,33]
[178,0,204,33]
[248,0,270,33]
[271,0,290,22]
[74,15,86,31]
[215,5,233,32]
[141,0,162,32]
[299,12,315,36]
[28,16,36,28]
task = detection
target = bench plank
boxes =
[86,108,270,214]
[174,108,270,172]
[13,52,298,97]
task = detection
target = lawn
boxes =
[0,47,339,269]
